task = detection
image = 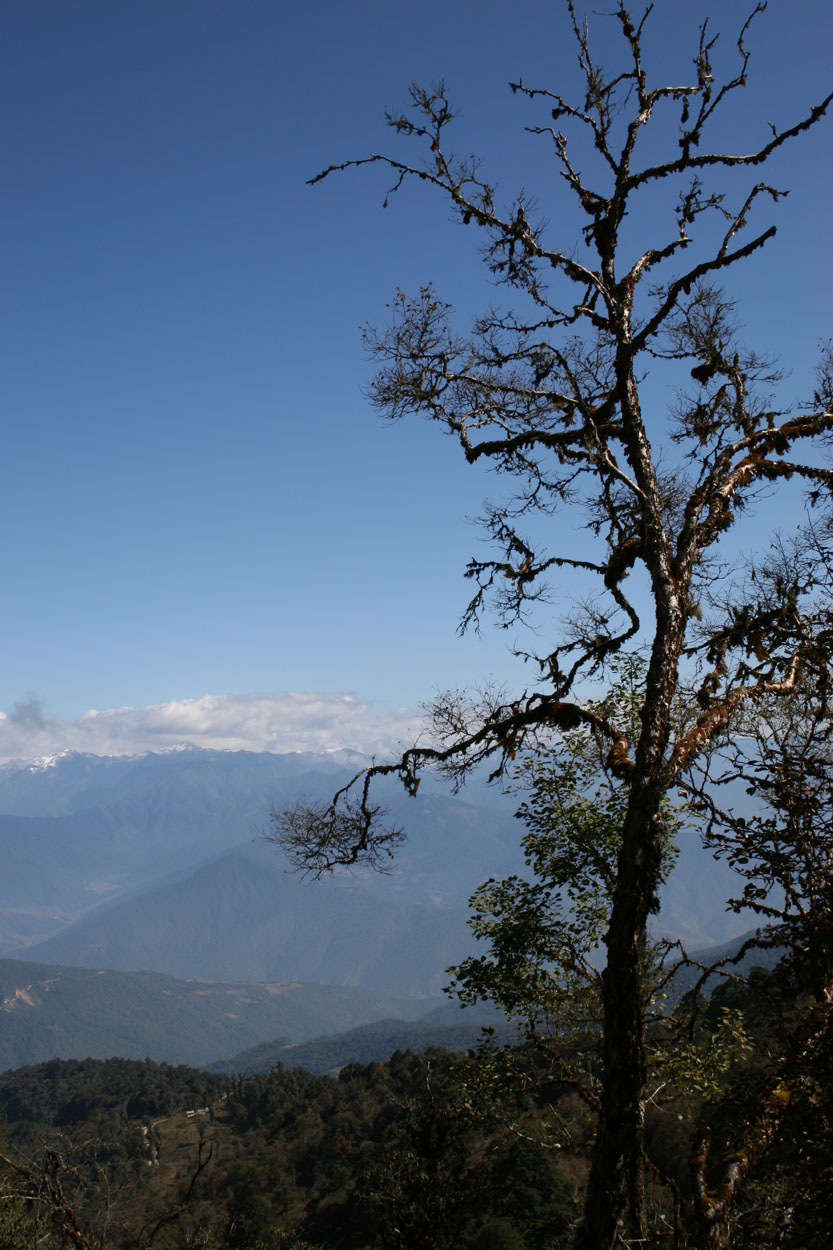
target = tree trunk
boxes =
[575,613,682,1249]
[574,803,663,1248]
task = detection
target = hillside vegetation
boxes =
[0,1050,580,1249]
[0,959,443,1070]
[3,956,829,1250]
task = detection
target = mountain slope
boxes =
[17,840,476,995]
[0,957,440,1070]
[209,1013,513,1076]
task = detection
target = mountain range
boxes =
[0,743,751,1067]
[0,746,531,994]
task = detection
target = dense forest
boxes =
[0,1048,577,1249]
[1,949,830,1249]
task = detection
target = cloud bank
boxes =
[0,692,420,765]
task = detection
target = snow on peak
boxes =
[26,749,79,773]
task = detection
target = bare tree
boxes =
[0,1141,103,1250]
[273,5,832,1246]
[0,1135,216,1250]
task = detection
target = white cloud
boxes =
[0,692,421,765]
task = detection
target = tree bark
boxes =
[576,600,684,1249]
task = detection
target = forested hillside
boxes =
[0,959,443,1070]
[0,1050,581,1249]
[2,956,829,1250]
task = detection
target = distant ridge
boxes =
[209,1011,512,1077]
[0,957,442,1071]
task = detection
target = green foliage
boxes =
[0,1050,581,1250]
[0,1057,228,1129]
[653,1007,752,1099]
[0,1201,37,1250]
[450,658,685,1074]
[359,1049,576,1250]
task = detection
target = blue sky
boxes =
[1,0,831,760]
